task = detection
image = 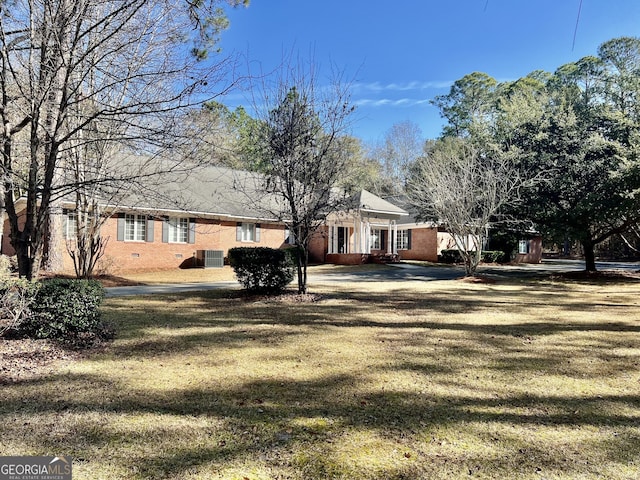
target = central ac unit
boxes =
[195,250,224,268]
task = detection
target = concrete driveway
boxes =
[105,281,238,297]
[104,259,640,297]
[310,259,640,284]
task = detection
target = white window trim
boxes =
[397,229,410,250]
[370,228,382,250]
[125,214,146,242]
[518,239,529,254]
[241,222,256,242]
[168,217,188,244]
[64,211,78,240]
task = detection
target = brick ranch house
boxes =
[1,166,540,274]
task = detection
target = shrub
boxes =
[20,279,108,344]
[439,249,507,264]
[228,247,295,293]
[439,249,464,264]
[0,278,37,337]
[481,250,507,263]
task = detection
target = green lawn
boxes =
[2,272,640,479]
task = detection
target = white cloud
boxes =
[355,98,432,108]
[353,80,453,93]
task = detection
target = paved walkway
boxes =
[104,259,640,297]
[105,281,238,297]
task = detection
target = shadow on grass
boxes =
[5,277,640,478]
[101,285,640,355]
[3,370,640,478]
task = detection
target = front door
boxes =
[337,226,349,253]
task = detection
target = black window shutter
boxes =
[188,218,196,244]
[407,229,412,250]
[380,230,386,250]
[162,218,169,243]
[117,214,125,241]
[146,216,154,242]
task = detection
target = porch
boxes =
[322,189,408,266]
[325,252,400,265]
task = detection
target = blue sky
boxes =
[218,1,640,144]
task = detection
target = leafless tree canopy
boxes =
[0,0,246,278]
[407,138,527,275]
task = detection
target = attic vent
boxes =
[196,250,224,268]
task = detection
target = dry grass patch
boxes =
[118,264,389,286]
[1,276,640,479]
[119,266,237,284]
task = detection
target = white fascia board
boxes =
[360,208,409,217]
[397,221,439,229]
[98,204,282,223]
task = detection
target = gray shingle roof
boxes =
[119,165,284,221]
[61,161,407,222]
[355,190,408,217]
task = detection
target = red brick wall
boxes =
[308,227,327,263]
[3,213,447,272]
[1,213,291,274]
[325,253,368,265]
[398,227,438,262]
[513,236,543,264]
[96,218,290,274]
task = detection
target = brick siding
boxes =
[3,214,291,275]
[398,227,438,262]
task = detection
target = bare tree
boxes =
[252,59,355,294]
[369,120,424,194]
[0,0,247,280]
[407,138,526,276]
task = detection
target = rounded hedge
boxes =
[228,247,296,293]
[19,278,107,343]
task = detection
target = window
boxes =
[370,228,382,250]
[285,228,296,245]
[237,222,259,242]
[125,214,146,241]
[518,239,530,254]
[167,217,188,243]
[396,229,410,250]
[63,210,78,239]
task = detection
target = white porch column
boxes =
[387,220,398,254]
[353,217,358,254]
[392,220,398,254]
[364,221,371,254]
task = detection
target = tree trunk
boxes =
[42,204,65,273]
[296,257,304,293]
[300,248,308,294]
[296,244,307,294]
[15,239,35,281]
[462,248,481,276]
[582,239,597,272]
[0,183,4,256]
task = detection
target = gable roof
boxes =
[91,165,282,222]
[46,162,407,223]
[355,190,408,217]
[382,194,437,227]
[125,166,408,222]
